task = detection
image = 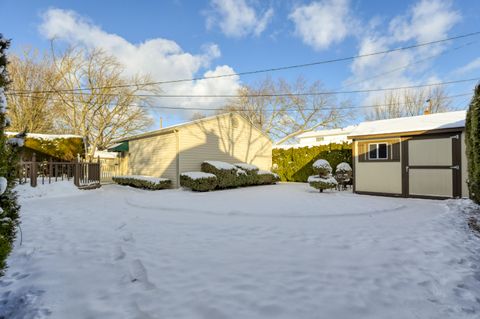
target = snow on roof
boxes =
[349,111,466,138]
[94,150,118,159]
[6,132,82,140]
[297,125,357,139]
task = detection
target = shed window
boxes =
[368,143,388,160]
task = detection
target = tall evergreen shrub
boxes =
[0,35,21,275]
[466,84,480,204]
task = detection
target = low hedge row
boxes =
[181,161,279,191]
[180,172,217,192]
[112,176,171,190]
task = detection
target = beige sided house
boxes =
[349,111,467,199]
[109,113,272,187]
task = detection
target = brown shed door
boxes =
[403,133,461,198]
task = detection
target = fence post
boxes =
[30,153,37,187]
[97,156,101,183]
[49,158,52,184]
[74,158,80,187]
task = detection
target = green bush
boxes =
[180,172,217,191]
[201,161,239,189]
[234,163,260,185]
[272,143,352,182]
[113,175,171,190]
[312,159,332,176]
[257,170,280,185]
[466,84,480,204]
[308,175,338,192]
[23,136,84,161]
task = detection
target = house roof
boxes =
[296,125,357,139]
[6,132,83,140]
[349,110,466,138]
[115,112,272,143]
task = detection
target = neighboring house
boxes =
[274,125,356,149]
[349,111,467,199]
[109,113,272,187]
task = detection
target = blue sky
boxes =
[1,0,480,127]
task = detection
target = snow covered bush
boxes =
[257,170,280,185]
[309,159,337,192]
[334,162,352,190]
[0,35,21,275]
[313,159,332,176]
[308,175,338,192]
[201,161,241,189]
[234,163,260,185]
[180,172,217,192]
[113,176,171,190]
[335,162,352,174]
[201,161,279,189]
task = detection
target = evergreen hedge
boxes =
[0,35,21,275]
[466,84,480,204]
[180,173,217,192]
[272,143,352,182]
[112,176,171,190]
[23,137,84,161]
[201,162,239,189]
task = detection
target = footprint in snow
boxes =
[129,259,155,290]
[113,245,126,261]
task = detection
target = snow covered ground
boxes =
[1,182,479,319]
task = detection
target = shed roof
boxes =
[349,110,466,138]
[296,125,357,139]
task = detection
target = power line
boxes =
[5,92,472,112]
[339,40,476,90]
[8,30,480,94]
[7,77,479,98]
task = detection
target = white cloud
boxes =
[289,0,352,51]
[389,0,460,43]
[206,0,274,38]
[346,0,461,104]
[454,57,480,75]
[39,8,241,116]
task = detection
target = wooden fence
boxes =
[19,153,101,189]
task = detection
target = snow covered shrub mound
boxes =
[309,159,337,192]
[180,172,217,192]
[257,170,280,185]
[234,163,259,173]
[234,163,260,185]
[313,159,332,176]
[200,161,279,190]
[112,176,171,190]
[308,175,338,192]
[201,161,241,189]
[335,162,352,174]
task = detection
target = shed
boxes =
[113,113,272,187]
[348,111,467,199]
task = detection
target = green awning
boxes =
[108,141,129,152]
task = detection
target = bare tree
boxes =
[220,76,350,143]
[51,46,156,158]
[366,86,453,120]
[6,48,61,132]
